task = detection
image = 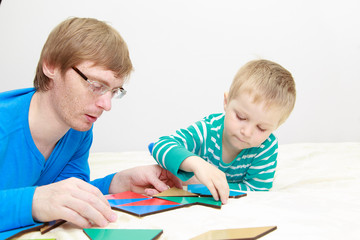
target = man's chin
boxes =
[72,123,93,132]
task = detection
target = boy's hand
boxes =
[180,156,229,204]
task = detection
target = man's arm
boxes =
[0,187,36,232]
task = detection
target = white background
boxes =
[0,0,359,152]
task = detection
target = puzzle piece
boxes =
[190,226,277,240]
[187,184,247,198]
[84,228,163,240]
[105,191,149,200]
[157,196,222,209]
[154,187,199,197]
[40,220,66,234]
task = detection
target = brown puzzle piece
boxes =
[190,226,277,240]
[154,187,199,197]
[40,220,66,234]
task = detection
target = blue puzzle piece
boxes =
[187,184,247,198]
[114,204,183,216]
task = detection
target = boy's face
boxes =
[45,61,125,132]
[223,91,282,153]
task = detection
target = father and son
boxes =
[0,17,296,232]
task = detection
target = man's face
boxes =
[48,61,125,132]
[222,91,282,154]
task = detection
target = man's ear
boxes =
[42,61,56,79]
[223,92,229,111]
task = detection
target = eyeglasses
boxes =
[72,66,126,99]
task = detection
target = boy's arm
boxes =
[151,121,207,182]
[151,119,230,204]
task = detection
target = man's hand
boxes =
[180,156,229,204]
[109,164,183,196]
[32,177,117,228]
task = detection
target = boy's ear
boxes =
[223,92,229,111]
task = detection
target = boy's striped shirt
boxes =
[152,113,278,191]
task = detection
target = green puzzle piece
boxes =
[157,196,222,208]
[83,229,163,240]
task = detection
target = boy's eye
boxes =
[257,126,266,132]
[237,115,246,120]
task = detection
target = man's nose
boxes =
[96,91,112,111]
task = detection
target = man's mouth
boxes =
[85,114,98,123]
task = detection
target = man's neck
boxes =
[29,91,70,160]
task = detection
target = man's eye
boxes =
[90,82,105,92]
[92,81,102,88]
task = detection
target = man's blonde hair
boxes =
[34,17,133,91]
[228,59,296,125]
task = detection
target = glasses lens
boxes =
[113,88,126,99]
[88,80,108,95]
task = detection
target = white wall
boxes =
[1,0,359,152]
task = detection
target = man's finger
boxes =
[72,185,117,223]
[76,180,110,207]
[63,195,110,227]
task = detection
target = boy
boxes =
[150,59,296,204]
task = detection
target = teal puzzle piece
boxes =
[84,228,163,240]
[187,184,247,198]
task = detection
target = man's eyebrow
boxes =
[86,73,123,89]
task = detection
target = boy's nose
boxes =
[240,125,253,137]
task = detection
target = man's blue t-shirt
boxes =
[0,88,115,232]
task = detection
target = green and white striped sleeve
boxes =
[151,120,208,181]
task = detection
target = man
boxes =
[0,17,182,232]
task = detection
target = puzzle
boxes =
[190,226,277,240]
[84,228,163,240]
[106,191,186,217]
[106,185,247,217]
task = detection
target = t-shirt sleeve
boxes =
[151,120,208,181]
[0,187,36,232]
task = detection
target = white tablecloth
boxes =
[21,142,360,240]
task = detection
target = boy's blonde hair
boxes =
[34,17,133,91]
[228,59,296,125]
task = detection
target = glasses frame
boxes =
[72,66,126,99]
